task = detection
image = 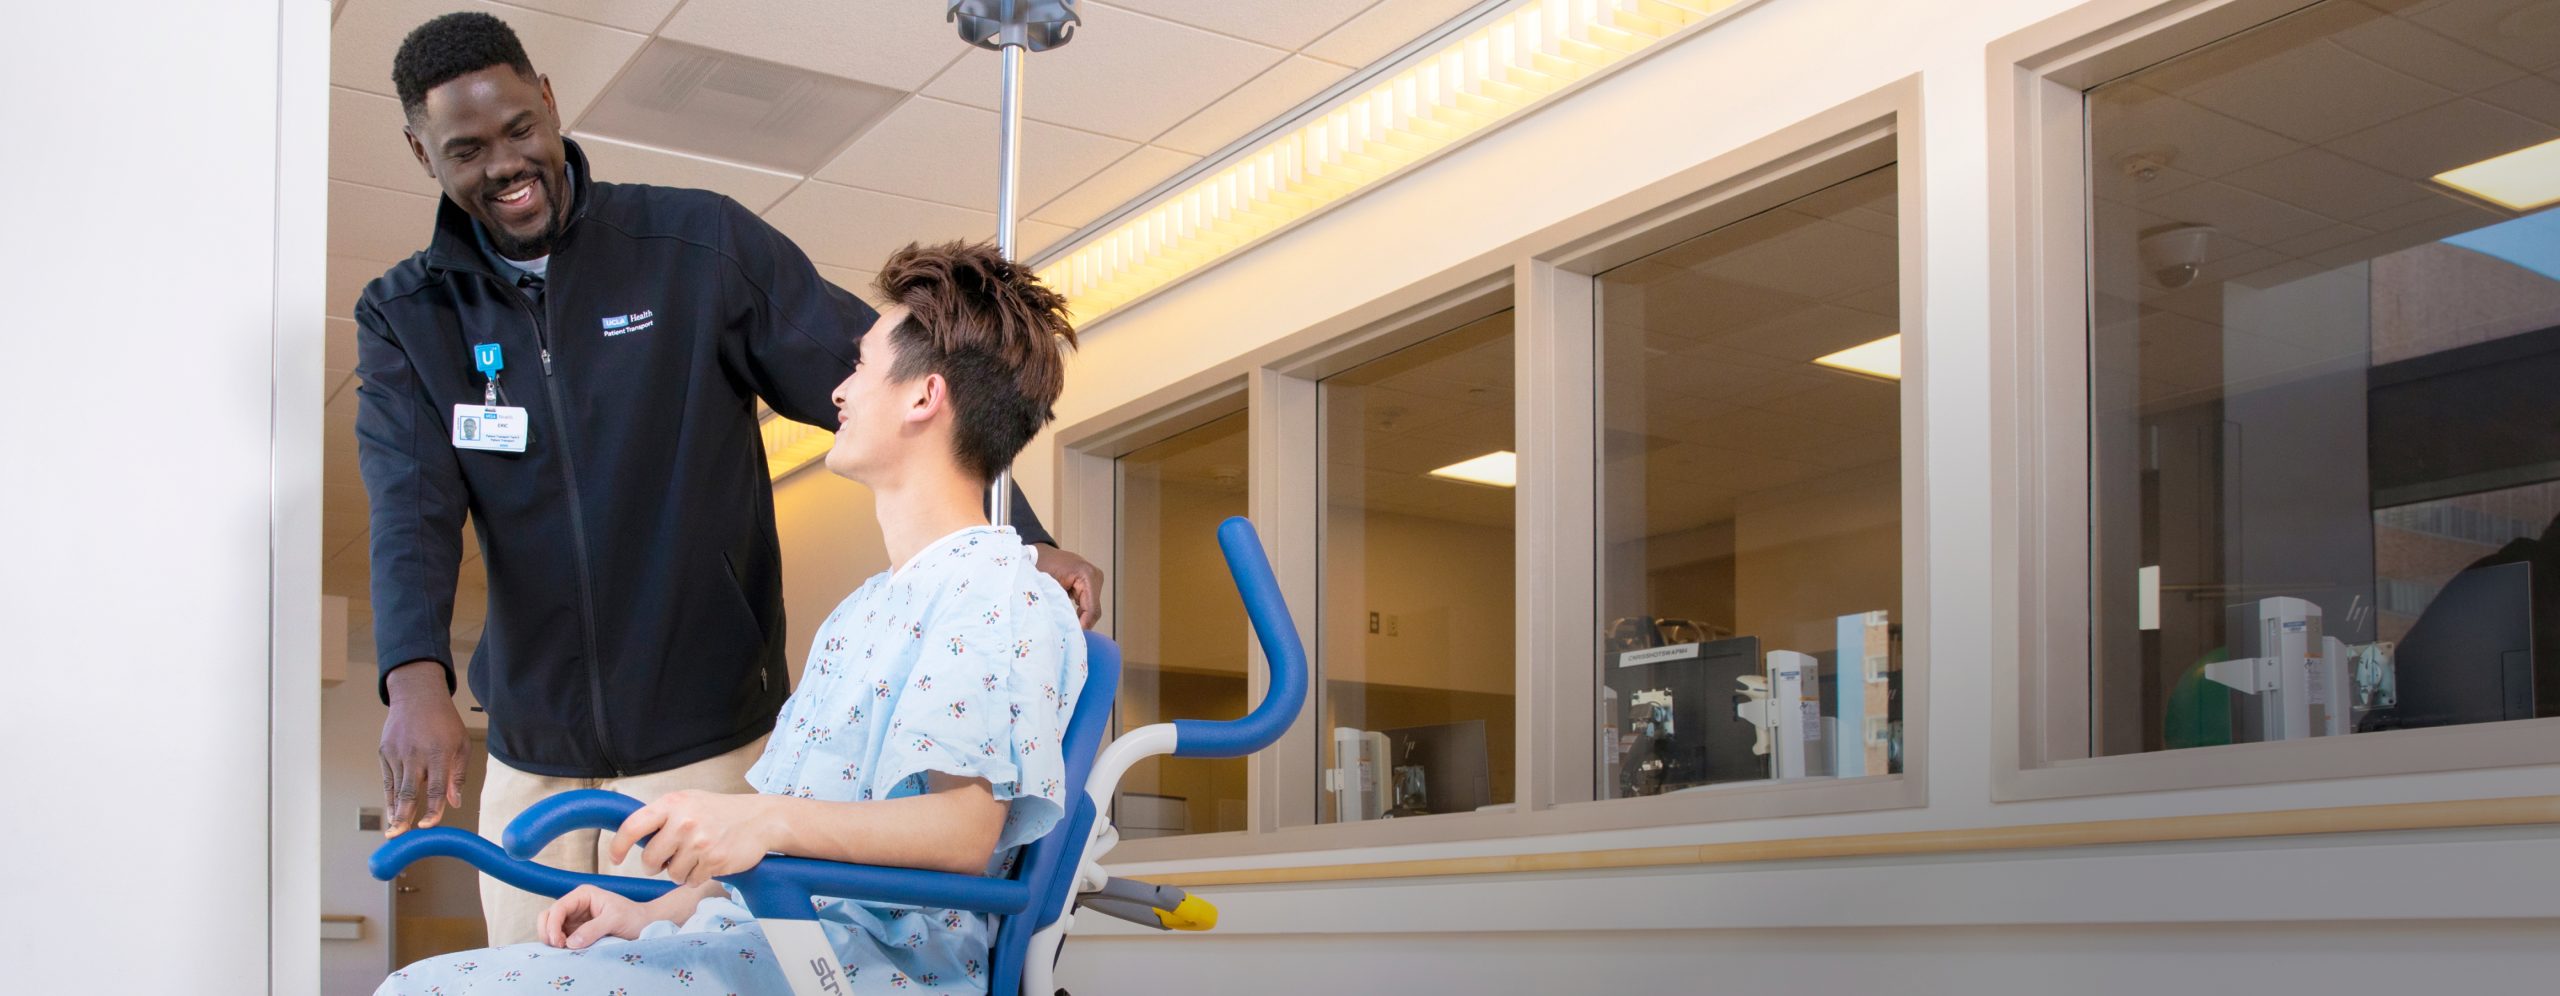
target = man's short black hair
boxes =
[392,12,537,118]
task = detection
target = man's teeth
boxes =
[497,186,532,204]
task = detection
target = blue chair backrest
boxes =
[987,628,1121,994]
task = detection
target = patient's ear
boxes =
[905,372,951,425]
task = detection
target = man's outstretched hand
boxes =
[380,659,468,836]
[1035,544,1104,630]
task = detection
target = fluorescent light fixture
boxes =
[1037,0,1749,320]
[1429,450,1518,488]
[1812,334,1901,381]
[2433,137,2560,211]
[760,409,835,481]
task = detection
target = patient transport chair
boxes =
[372,516,1309,995]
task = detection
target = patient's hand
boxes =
[541,883,706,950]
[612,790,783,888]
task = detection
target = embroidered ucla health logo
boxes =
[601,309,656,337]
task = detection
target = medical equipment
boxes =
[372,517,1309,996]
[2202,594,2418,740]
[1602,635,1764,796]
[959,0,1080,535]
[1327,727,1391,821]
[1736,650,1822,779]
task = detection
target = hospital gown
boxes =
[379,525,1087,995]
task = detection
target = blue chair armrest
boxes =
[473,788,1033,921]
[726,856,1033,920]
[370,827,675,903]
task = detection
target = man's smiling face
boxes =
[403,65,571,260]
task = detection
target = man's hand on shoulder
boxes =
[1034,544,1104,630]
[380,659,467,836]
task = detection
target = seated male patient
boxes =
[380,241,1085,995]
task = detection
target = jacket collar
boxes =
[424,136,595,277]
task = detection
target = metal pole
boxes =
[989,40,1025,529]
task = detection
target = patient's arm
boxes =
[613,774,1009,887]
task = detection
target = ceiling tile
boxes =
[1303,0,1485,69]
[2328,5,2528,93]
[571,133,804,212]
[2184,39,2455,144]
[815,265,880,302]
[332,0,647,122]
[2087,88,2304,179]
[1155,56,1353,156]
[813,97,1134,213]
[1020,219,1077,259]
[330,87,441,197]
[658,0,968,92]
[2476,72,2560,128]
[923,3,1287,142]
[329,180,440,264]
[498,0,685,33]
[2327,97,2557,180]
[2408,0,2560,71]
[2144,178,2332,247]
[2221,145,2433,220]
[765,181,995,270]
[327,256,395,322]
[1104,0,1378,51]
[1029,145,1197,230]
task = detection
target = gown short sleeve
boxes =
[866,549,1083,854]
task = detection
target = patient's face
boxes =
[825,307,908,481]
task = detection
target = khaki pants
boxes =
[475,737,767,947]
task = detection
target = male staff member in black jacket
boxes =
[357,13,1102,944]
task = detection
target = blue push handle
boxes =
[1171,517,1310,758]
[370,826,675,903]
[503,788,648,858]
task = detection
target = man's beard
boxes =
[489,204,565,260]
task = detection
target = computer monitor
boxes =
[1377,720,1491,817]
[2382,560,2535,729]
[1603,635,1766,795]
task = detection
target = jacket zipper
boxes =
[504,279,625,778]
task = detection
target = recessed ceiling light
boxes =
[2432,136,2560,212]
[1429,450,1518,489]
[1813,334,1901,381]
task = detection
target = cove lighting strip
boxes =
[1036,0,1746,320]
[762,409,835,481]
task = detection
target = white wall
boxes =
[0,1,324,993]
[772,468,893,683]
[321,677,394,995]
[1014,0,2560,990]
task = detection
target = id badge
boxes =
[452,404,530,453]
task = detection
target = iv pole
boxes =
[948,1,1080,530]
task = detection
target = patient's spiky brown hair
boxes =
[871,241,1078,484]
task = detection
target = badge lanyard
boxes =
[474,342,505,404]
[454,342,531,453]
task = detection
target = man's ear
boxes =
[403,123,435,178]
[905,373,951,425]
[538,74,561,127]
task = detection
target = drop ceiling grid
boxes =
[326,0,1405,274]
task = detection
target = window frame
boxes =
[1057,79,1931,862]
[1987,0,2560,801]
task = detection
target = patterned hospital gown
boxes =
[379,525,1087,996]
